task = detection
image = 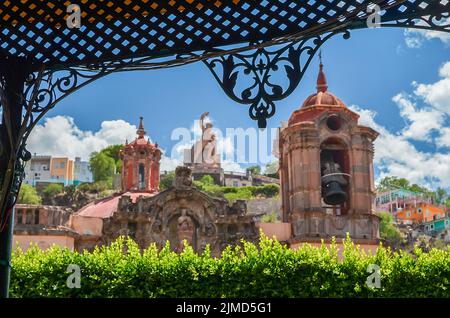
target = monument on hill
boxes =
[184,112,225,185]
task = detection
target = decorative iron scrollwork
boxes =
[379,0,450,33]
[202,30,350,128]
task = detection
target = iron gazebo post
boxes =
[0,56,34,298]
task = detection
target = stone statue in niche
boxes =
[176,209,195,252]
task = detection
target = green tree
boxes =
[246,165,261,175]
[159,172,175,190]
[89,151,116,185]
[377,176,411,192]
[43,183,64,198]
[434,187,447,205]
[199,175,215,186]
[17,184,42,205]
[100,144,124,172]
[378,211,405,249]
[264,161,279,178]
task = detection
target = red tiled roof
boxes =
[76,192,156,218]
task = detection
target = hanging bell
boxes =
[323,180,347,205]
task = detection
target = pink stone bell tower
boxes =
[278,59,380,245]
[120,117,161,193]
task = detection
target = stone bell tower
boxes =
[278,59,380,245]
[120,117,161,193]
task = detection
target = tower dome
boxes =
[288,60,357,125]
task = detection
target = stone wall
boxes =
[247,197,282,221]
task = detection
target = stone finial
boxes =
[173,166,193,189]
[137,116,146,139]
[316,51,328,93]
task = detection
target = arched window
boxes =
[139,164,145,190]
[320,137,350,215]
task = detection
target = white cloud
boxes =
[160,156,181,172]
[404,18,450,48]
[222,160,245,173]
[414,61,450,116]
[27,116,137,160]
[392,93,444,142]
[350,104,450,190]
[27,116,180,172]
[348,61,450,190]
[436,127,450,148]
[27,115,244,173]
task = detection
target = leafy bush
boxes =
[224,188,253,202]
[10,235,450,298]
[378,211,405,249]
[159,172,175,190]
[17,184,42,205]
[252,184,279,197]
[77,181,110,193]
[199,175,215,185]
[194,182,279,202]
[43,183,64,197]
[261,212,279,223]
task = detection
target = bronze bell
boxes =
[323,180,347,205]
[321,151,348,206]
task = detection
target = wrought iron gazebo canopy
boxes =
[0,0,449,298]
[1,0,448,70]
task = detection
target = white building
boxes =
[73,157,93,185]
[24,156,52,186]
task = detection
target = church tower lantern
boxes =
[278,58,380,244]
[120,117,161,192]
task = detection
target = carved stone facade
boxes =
[278,61,380,244]
[100,166,258,255]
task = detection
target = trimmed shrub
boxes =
[10,235,450,298]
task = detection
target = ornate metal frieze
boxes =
[21,57,158,143]
[202,30,350,128]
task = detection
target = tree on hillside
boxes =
[246,165,261,175]
[17,184,42,205]
[100,144,124,172]
[376,176,444,204]
[199,175,215,186]
[43,183,64,197]
[89,151,116,185]
[378,211,405,249]
[265,161,279,178]
[434,187,447,205]
[377,176,411,192]
[159,172,175,190]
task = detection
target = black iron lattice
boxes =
[0,0,448,69]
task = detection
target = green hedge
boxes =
[194,183,280,202]
[10,235,450,298]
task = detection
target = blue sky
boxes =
[27,27,450,190]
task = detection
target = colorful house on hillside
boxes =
[395,202,446,225]
[375,188,445,225]
[423,212,450,242]
[24,155,78,187]
[375,188,430,214]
